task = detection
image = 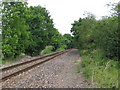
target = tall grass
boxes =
[77,49,118,88]
[0,55,26,65]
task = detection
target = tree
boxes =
[2,2,29,59]
[71,14,96,50]
[71,9,118,59]
[24,6,61,56]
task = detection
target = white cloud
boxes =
[28,0,119,34]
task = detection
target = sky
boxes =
[28,0,119,35]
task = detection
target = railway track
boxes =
[0,49,71,81]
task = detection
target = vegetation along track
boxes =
[1,49,72,81]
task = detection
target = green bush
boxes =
[56,45,66,51]
[56,48,65,52]
[40,45,54,55]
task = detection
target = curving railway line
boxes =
[1,49,72,81]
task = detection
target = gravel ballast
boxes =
[2,49,92,88]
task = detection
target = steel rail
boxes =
[1,51,62,71]
[1,49,71,81]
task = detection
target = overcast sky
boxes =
[28,0,119,35]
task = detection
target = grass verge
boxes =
[0,55,26,65]
[77,49,118,88]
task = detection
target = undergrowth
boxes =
[0,54,26,65]
[77,49,118,88]
[40,45,65,56]
[40,46,54,56]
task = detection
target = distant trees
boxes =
[63,34,75,49]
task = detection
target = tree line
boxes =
[70,4,119,88]
[71,7,118,60]
[2,2,74,59]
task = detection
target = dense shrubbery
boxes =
[71,4,119,88]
